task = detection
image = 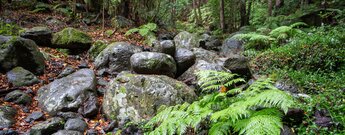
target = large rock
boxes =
[175,48,196,76]
[103,72,197,123]
[5,90,32,105]
[218,54,252,79]
[37,69,97,115]
[192,48,219,63]
[30,117,65,135]
[111,16,134,29]
[64,118,87,132]
[0,36,45,75]
[52,27,92,50]
[0,106,17,129]
[20,27,52,46]
[130,52,177,77]
[94,42,142,73]
[220,38,244,56]
[174,31,199,50]
[152,40,175,57]
[6,67,39,87]
[177,60,227,88]
[199,33,222,51]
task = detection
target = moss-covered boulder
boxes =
[52,27,92,51]
[88,40,107,60]
[0,35,45,75]
[0,106,17,129]
[102,72,197,123]
[30,117,65,135]
[6,67,39,87]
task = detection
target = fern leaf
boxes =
[209,121,233,135]
[234,114,283,135]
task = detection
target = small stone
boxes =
[56,112,83,120]
[86,129,97,135]
[0,106,16,129]
[4,90,32,105]
[103,120,118,133]
[25,111,45,123]
[0,129,19,135]
[57,66,75,78]
[6,67,39,87]
[52,130,82,135]
[30,117,65,135]
[78,61,89,69]
[64,118,88,132]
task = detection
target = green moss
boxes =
[120,86,127,93]
[88,40,107,59]
[52,27,92,46]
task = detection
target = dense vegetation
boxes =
[0,0,344,134]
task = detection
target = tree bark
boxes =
[197,0,202,26]
[240,0,247,26]
[220,0,225,31]
[268,0,273,16]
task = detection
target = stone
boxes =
[219,54,252,79]
[20,27,52,46]
[80,92,99,118]
[37,69,97,115]
[102,72,197,123]
[280,125,296,135]
[57,66,75,78]
[191,48,219,63]
[6,67,39,87]
[174,48,196,76]
[130,52,177,77]
[275,80,299,94]
[52,27,92,51]
[158,33,174,41]
[52,130,82,135]
[111,16,134,29]
[4,90,32,105]
[25,111,45,123]
[88,40,107,60]
[94,42,142,73]
[30,117,64,135]
[0,36,45,75]
[199,33,222,51]
[86,129,97,135]
[152,40,175,57]
[0,106,16,129]
[0,129,19,135]
[103,120,118,133]
[174,31,199,50]
[220,38,244,56]
[64,118,87,132]
[177,60,227,88]
[56,112,83,120]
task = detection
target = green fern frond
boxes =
[232,33,275,50]
[234,113,283,135]
[290,22,308,28]
[209,121,233,135]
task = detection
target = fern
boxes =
[290,22,308,28]
[232,33,275,50]
[145,71,296,135]
[196,70,245,93]
[125,23,158,45]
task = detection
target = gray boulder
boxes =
[174,31,199,50]
[220,38,244,56]
[103,72,197,123]
[5,90,32,105]
[30,117,65,135]
[0,106,16,129]
[0,36,45,75]
[25,111,45,123]
[20,27,52,46]
[37,69,97,115]
[275,80,299,94]
[94,42,142,73]
[175,48,196,76]
[64,118,87,132]
[152,40,175,57]
[52,130,82,135]
[130,52,177,78]
[177,60,227,88]
[6,67,39,87]
[192,48,219,62]
[218,54,252,79]
[199,33,222,51]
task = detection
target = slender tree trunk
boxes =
[171,0,176,27]
[197,0,202,25]
[220,0,225,31]
[240,0,247,26]
[268,0,273,16]
[246,0,253,25]
[102,0,105,34]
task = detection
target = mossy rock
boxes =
[88,40,107,60]
[52,27,92,51]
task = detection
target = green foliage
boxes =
[232,33,275,50]
[0,21,22,36]
[196,70,245,93]
[145,72,296,135]
[125,23,158,45]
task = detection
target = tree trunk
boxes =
[220,0,225,31]
[197,0,202,26]
[171,0,176,27]
[240,0,247,26]
[268,0,273,16]
[193,0,200,25]
[246,0,253,25]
